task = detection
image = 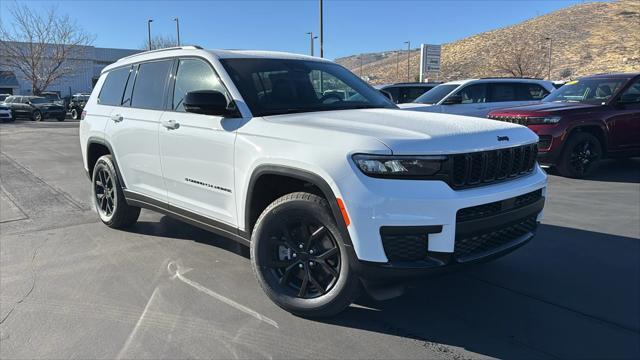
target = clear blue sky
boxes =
[1,0,594,59]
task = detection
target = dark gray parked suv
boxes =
[3,95,66,121]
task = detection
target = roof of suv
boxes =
[442,78,552,86]
[104,46,330,74]
[578,72,639,79]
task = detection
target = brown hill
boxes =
[336,0,640,84]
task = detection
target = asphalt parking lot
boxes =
[1,119,638,359]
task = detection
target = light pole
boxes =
[396,50,400,82]
[306,32,317,56]
[545,37,552,80]
[319,0,324,58]
[147,19,153,50]
[360,55,363,77]
[404,41,411,82]
[174,18,181,46]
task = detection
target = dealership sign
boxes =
[419,44,441,82]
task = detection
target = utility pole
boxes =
[360,55,363,77]
[174,18,181,46]
[319,0,324,58]
[306,32,317,56]
[396,50,400,82]
[545,37,552,80]
[404,41,411,82]
[147,19,153,50]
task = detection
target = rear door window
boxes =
[130,60,173,110]
[98,67,131,106]
[488,83,518,102]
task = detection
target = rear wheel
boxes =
[251,192,360,317]
[556,132,602,178]
[92,155,140,228]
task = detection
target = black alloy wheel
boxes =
[557,132,602,178]
[94,167,116,218]
[267,219,341,299]
[32,110,42,122]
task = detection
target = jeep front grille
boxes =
[449,144,537,189]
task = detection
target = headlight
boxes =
[526,116,561,125]
[352,154,445,178]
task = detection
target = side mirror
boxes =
[184,90,237,116]
[442,94,462,105]
[379,89,394,102]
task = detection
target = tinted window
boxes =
[173,58,227,112]
[399,86,431,103]
[221,58,394,116]
[488,83,517,102]
[131,60,172,110]
[458,83,487,103]
[4,96,14,103]
[30,98,47,104]
[516,83,549,100]
[382,87,400,103]
[99,67,131,106]
[619,79,640,104]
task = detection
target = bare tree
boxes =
[0,3,94,95]
[492,40,546,78]
[141,35,178,51]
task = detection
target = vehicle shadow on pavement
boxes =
[317,223,640,359]
[132,216,251,258]
[585,157,640,183]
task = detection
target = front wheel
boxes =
[250,192,360,317]
[32,110,42,121]
[92,155,140,228]
[70,108,78,120]
[556,132,602,178]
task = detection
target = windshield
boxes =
[220,58,395,116]
[543,78,625,105]
[413,84,459,104]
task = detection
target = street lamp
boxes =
[404,41,411,82]
[147,19,153,50]
[306,32,317,56]
[174,18,181,46]
[396,50,400,82]
[545,37,552,80]
[360,55,364,77]
[319,0,324,58]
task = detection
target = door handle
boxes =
[111,114,123,122]
[161,119,180,130]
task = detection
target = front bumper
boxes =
[338,164,547,267]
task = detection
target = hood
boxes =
[263,108,538,155]
[489,101,598,116]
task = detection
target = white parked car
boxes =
[399,78,556,118]
[79,46,547,317]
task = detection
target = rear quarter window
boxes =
[98,67,131,106]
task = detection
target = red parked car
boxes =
[487,73,640,178]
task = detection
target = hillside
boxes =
[336,0,640,84]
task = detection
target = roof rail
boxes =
[118,45,203,62]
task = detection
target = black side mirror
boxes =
[184,90,237,116]
[442,94,462,105]
[379,89,394,102]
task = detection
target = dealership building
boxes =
[0,42,140,97]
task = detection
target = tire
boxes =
[556,132,602,178]
[70,108,78,120]
[32,110,43,122]
[92,155,140,228]
[250,192,360,317]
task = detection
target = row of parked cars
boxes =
[0,92,90,122]
[380,74,640,178]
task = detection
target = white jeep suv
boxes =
[80,46,547,317]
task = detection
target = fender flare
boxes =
[244,164,354,249]
[86,137,127,188]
